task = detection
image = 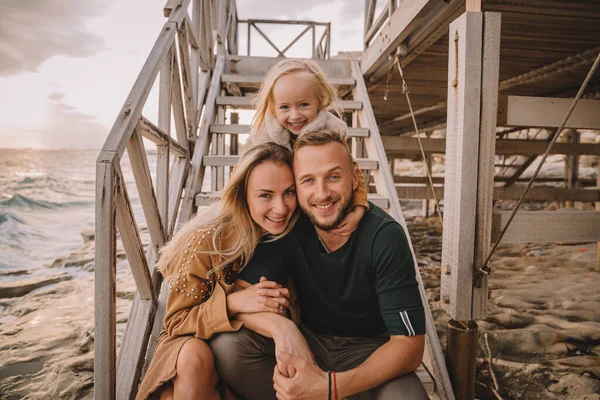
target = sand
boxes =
[1,200,599,398]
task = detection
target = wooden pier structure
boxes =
[95,0,600,398]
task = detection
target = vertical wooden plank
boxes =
[217,0,227,55]
[472,12,501,319]
[158,46,173,231]
[441,12,483,321]
[128,127,166,253]
[466,0,482,12]
[230,112,239,155]
[422,134,432,217]
[350,61,454,400]
[177,18,196,143]
[566,130,580,208]
[596,158,600,271]
[171,51,191,157]
[141,278,169,380]
[247,21,251,56]
[216,91,226,189]
[94,160,117,400]
[179,55,225,226]
[114,162,156,302]
[167,157,191,236]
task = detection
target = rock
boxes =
[81,230,95,243]
[0,273,71,298]
[548,373,600,396]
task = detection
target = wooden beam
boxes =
[203,155,379,170]
[220,74,355,88]
[466,0,482,12]
[94,161,117,400]
[472,12,501,319]
[210,124,369,137]
[492,211,600,243]
[139,117,188,158]
[361,0,442,76]
[382,137,600,156]
[215,96,362,110]
[440,12,483,321]
[497,96,600,130]
[394,185,600,202]
[365,2,390,46]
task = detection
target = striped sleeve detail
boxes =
[399,311,416,336]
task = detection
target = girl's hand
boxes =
[331,205,365,236]
[227,277,290,317]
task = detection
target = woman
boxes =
[136,143,313,400]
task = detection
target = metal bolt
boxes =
[442,295,450,304]
[443,265,450,275]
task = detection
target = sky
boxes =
[0,0,371,150]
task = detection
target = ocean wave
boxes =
[0,194,91,210]
[0,211,25,226]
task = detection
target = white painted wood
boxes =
[382,137,600,156]
[209,124,369,137]
[472,12,501,319]
[394,184,600,202]
[491,211,600,243]
[139,117,188,158]
[115,298,156,400]
[114,162,156,302]
[497,95,600,130]
[94,161,117,400]
[365,2,390,45]
[157,42,173,232]
[179,55,226,226]
[156,145,170,231]
[171,50,191,157]
[224,55,352,79]
[127,128,167,253]
[361,0,440,75]
[351,60,454,399]
[215,96,362,110]
[141,279,169,380]
[440,12,483,321]
[220,74,355,88]
[177,18,196,142]
[167,157,190,236]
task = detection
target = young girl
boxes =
[136,143,313,400]
[247,58,369,235]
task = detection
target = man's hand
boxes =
[273,352,328,400]
[272,321,316,378]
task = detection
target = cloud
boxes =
[0,0,108,77]
[0,92,110,149]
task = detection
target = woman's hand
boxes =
[227,277,290,317]
[331,205,365,236]
[272,319,315,378]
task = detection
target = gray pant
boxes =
[210,325,429,400]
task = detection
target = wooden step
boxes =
[196,192,390,208]
[209,124,370,137]
[221,74,356,90]
[203,155,378,170]
[216,96,362,110]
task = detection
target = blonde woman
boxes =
[136,143,313,400]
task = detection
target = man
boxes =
[211,130,429,399]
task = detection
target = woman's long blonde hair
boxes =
[156,143,299,276]
[252,58,342,133]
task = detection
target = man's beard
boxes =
[301,195,353,231]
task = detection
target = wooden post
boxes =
[442,10,501,399]
[230,112,239,155]
[94,159,117,400]
[565,130,579,208]
[596,157,600,271]
[422,132,432,217]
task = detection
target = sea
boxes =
[0,148,149,285]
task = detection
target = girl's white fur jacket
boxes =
[243,110,348,153]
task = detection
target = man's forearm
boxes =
[336,335,425,398]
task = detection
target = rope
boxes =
[480,51,600,271]
[384,54,444,226]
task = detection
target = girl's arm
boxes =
[332,162,367,236]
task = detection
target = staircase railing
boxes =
[94,0,238,398]
[241,18,331,59]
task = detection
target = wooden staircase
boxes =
[94,1,453,397]
[175,54,453,398]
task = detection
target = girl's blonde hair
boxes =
[156,143,299,276]
[252,58,342,132]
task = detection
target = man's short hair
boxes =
[293,129,353,168]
